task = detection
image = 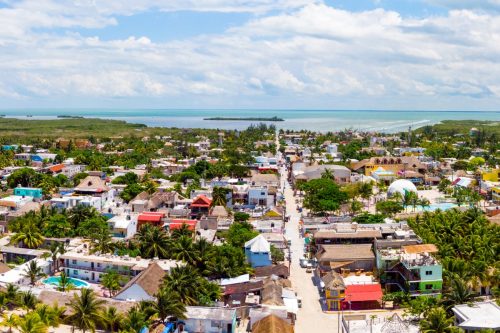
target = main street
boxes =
[276,134,339,333]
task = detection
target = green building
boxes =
[13,187,43,199]
[379,244,442,296]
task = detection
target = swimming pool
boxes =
[420,202,458,212]
[42,276,90,288]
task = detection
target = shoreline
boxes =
[0,114,497,133]
[203,116,284,121]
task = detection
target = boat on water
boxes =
[26,115,33,117]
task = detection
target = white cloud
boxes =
[425,0,500,11]
[1,1,500,109]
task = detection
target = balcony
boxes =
[63,264,133,276]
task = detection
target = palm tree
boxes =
[57,272,75,292]
[11,226,44,249]
[170,223,193,239]
[211,187,229,207]
[15,313,47,333]
[49,242,65,273]
[1,313,18,333]
[100,306,124,332]
[402,191,418,212]
[143,181,158,195]
[66,288,105,333]
[419,198,431,211]
[162,266,202,305]
[419,307,458,333]
[321,169,334,180]
[90,234,116,255]
[23,260,46,286]
[122,306,150,333]
[34,304,57,328]
[193,238,214,273]
[171,236,199,265]
[68,205,98,229]
[135,224,170,259]
[47,303,66,328]
[145,287,186,324]
[442,277,477,310]
[100,270,123,297]
[358,182,373,207]
[0,293,7,314]
[5,284,19,307]
[207,257,232,279]
[19,291,38,310]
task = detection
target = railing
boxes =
[63,264,133,275]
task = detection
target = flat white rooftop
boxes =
[343,274,376,285]
[453,301,500,330]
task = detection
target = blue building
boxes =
[13,187,43,199]
[244,235,272,268]
[2,145,18,151]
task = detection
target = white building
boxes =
[248,187,274,207]
[452,301,500,332]
[0,258,51,286]
[179,307,237,333]
[108,214,137,239]
[51,195,103,211]
[60,243,181,283]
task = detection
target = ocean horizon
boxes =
[1,109,498,133]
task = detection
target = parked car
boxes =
[299,258,309,268]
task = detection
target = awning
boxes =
[169,220,197,230]
[345,284,383,302]
[138,214,162,222]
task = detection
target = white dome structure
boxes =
[387,179,417,197]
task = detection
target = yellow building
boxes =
[482,168,500,182]
[321,271,345,311]
[351,156,426,177]
[492,187,500,204]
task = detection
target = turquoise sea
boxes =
[1,109,499,133]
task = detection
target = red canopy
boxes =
[344,284,383,302]
[138,214,163,222]
[170,219,197,231]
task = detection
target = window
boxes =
[425,284,433,290]
[72,260,77,264]
[73,270,78,275]
[425,270,432,276]
[97,263,101,268]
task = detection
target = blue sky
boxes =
[1,0,500,110]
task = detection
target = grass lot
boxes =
[0,117,217,140]
[0,118,150,138]
[417,120,500,136]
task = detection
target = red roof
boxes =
[169,219,197,230]
[190,195,212,208]
[141,211,165,217]
[344,284,383,302]
[49,164,65,173]
[138,214,163,222]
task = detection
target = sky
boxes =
[1,0,500,110]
